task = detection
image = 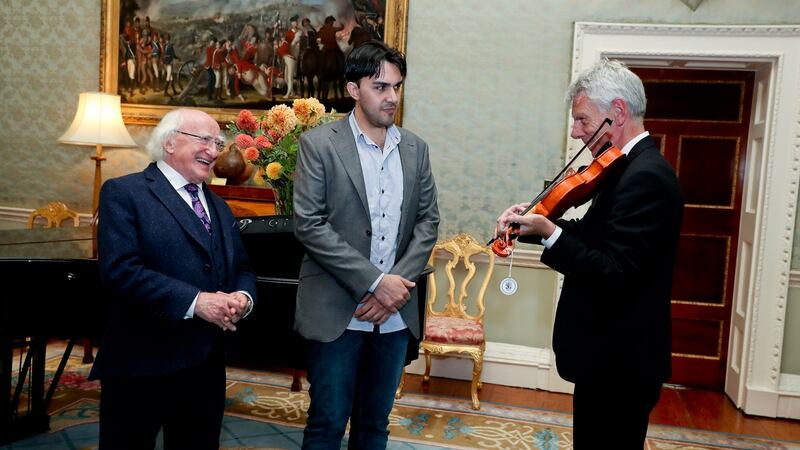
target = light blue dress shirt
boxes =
[346,112,406,333]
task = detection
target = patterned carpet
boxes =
[3,355,798,449]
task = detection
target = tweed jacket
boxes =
[90,163,257,379]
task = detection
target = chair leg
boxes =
[395,368,406,400]
[422,349,432,384]
[470,352,484,410]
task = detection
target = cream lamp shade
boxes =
[58,92,138,217]
[59,92,137,147]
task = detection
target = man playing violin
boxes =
[495,58,683,449]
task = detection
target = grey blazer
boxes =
[293,117,439,342]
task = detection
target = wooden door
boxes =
[631,68,755,390]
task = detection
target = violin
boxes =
[489,118,625,257]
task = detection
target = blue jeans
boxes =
[302,328,410,450]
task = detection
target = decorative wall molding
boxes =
[780,373,800,392]
[575,22,800,37]
[790,271,800,287]
[0,206,93,228]
[0,207,34,225]
[435,245,547,270]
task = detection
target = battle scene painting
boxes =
[103,0,402,123]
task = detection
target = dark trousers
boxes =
[302,328,410,450]
[98,354,226,450]
[572,378,663,449]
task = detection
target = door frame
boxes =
[564,22,800,418]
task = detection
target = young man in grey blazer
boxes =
[293,40,439,449]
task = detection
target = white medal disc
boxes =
[500,277,518,295]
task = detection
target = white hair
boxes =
[145,109,185,161]
[566,58,647,119]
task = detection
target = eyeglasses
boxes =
[174,130,225,150]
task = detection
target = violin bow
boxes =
[487,117,613,246]
[519,118,613,215]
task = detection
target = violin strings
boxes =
[520,118,612,216]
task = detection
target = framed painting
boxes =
[100,0,409,126]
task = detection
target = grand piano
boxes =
[0,226,103,443]
[0,217,428,444]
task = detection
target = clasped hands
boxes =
[495,202,556,240]
[194,291,249,331]
[354,274,415,325]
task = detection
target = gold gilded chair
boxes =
[27,201,80,228]
[25,201,93,362]
[400,233,495,410]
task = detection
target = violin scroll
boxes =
[490,225,519,257]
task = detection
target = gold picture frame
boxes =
[100,0,409,126]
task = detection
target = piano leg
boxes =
[0,337,50,443]
[81,339,93,363]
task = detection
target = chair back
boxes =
[27,201,80,228]
[426,233,495,325]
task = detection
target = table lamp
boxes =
[58,92,138,216]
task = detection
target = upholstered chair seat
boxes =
[424,316,485,346]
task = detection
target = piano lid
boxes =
[0,226,95,260]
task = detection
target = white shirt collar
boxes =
[156,160,200,192]
[620,131,650,156]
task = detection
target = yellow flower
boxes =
[293,98,326,126]
[265,104,298,137]
[265,161,283,180]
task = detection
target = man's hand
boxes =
[354,294,392,325]
[219,291,249,326]
[495,202,556,239]
[372,274,415,312]
[194,292,245,331]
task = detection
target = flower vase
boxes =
[271,180,293,216]
[214,143,252,185]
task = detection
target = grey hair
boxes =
[566,58,646,119]
[145,109,185,161]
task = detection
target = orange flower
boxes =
[265,162,283,180]
[293,98,325,126]
[267,129,281,142]
[264,104,297,137]
[235,110,259,133]
[254,135,272,149]
[243,147,259,161]
[235,133,255,149]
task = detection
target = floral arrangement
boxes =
[227,98,334,215]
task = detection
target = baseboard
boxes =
[778,373,800,419]
[743,385,780,417]
[405,342,553,390]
